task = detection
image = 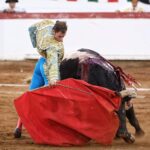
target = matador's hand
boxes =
[49,79,58,87]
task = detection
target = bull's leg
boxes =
[119,89,137,98]
[14,118,22,138]
[126,103,145,137]
[116,100,135,143]
[119,89,144,136]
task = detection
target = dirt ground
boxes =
[0,60,150,150]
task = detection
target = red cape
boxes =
[14,78,121,146]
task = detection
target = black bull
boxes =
[59,49,144,142]
[60,49,125,92]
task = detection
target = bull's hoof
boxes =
[118,132,135,144]
[122,133,135,144]
[135,129,145,137]
[14,128,22,138]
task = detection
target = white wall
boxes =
[0,18,150,60]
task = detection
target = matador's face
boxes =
[54,31,66,42]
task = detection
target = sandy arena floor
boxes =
[0,60,150,150]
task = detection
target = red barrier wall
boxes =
[0,12,150,19]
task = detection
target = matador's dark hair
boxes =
[53,21,67,33]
